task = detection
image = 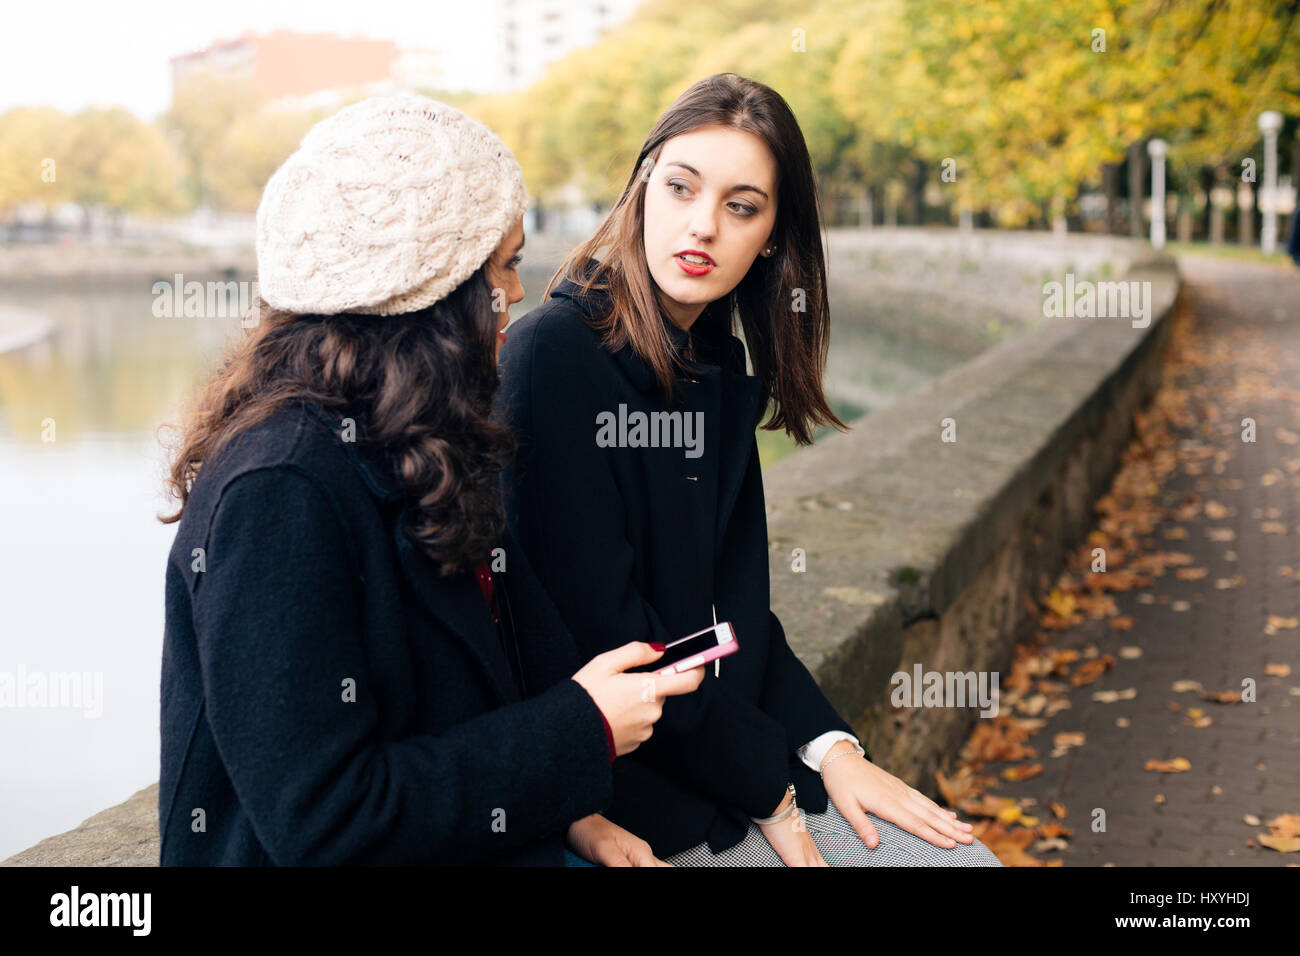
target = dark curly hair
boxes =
[159,265,516,576]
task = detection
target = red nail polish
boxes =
[650,642,666,652]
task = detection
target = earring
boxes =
[762,244,776,257]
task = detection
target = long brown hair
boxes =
[159,266,515,575]
[546,72,846,445]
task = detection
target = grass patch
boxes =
[1166,240,1295,267]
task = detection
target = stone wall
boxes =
[765,258,1180,790]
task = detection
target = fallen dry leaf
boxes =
[1002,763,1044,782]
[971,822,1062,867]
[965,719,1038,763]
[1093,687,1138,703]
[958,794,1019,819]
[1259,834,1300,853]
[1145,757,1192,773]
[1200,689,1241,704]
[1265,615,1299,635]
[1071,655,1117,687]
[1266,813,1300,838]
[1017,694,1048,716]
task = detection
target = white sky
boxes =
[0,0,505,121]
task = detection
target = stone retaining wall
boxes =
[765,258,1180,790]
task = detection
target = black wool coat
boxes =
[495,274,869,857]
[160,399,613,865]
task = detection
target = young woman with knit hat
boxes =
[497,74,1002,866]
[158,93,702,867]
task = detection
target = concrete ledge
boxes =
[2,783,158,866]
[0,243,254,283]
[766,257,1181,788]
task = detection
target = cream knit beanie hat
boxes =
[255,93,529,316]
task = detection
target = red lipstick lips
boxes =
[675,249,715,276]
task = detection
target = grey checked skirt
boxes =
[664,797,1003,866]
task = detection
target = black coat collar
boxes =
[549,273,751,396]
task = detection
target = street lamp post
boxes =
[1147,138,1168,250]
[1259,111,1283,255]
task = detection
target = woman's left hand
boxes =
[819,742,975,851]
[566,813,671,866]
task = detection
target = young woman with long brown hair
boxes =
[497,74,1001,865]
[157,94,701,867]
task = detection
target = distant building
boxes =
[169,31,446,111]
[495,0,643,91]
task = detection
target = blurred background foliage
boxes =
[1,0,1297,228]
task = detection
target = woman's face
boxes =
[485,217,526,359]
[641,125,778,330]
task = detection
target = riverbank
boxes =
[0,240,255,283]
[0,241,256,356]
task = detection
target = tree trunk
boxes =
[1210,166,1226,244]
[1238,180,1255,246]
[1103,162,1121,234]
[1128,140,1147,237]
[906,159,925,226]
[860,186,874,229]
[1177,195,1194,242]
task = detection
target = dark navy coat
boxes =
[160,399,613,865]
[496,273,867,857]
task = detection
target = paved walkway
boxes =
[954,253,1300,866]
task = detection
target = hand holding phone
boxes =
[571,642,705,757]
[652,622,739,675]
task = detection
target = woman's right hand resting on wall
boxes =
[572,642,705,755]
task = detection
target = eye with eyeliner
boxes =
[666,178,757,217]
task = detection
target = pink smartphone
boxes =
[653,622,739,675]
